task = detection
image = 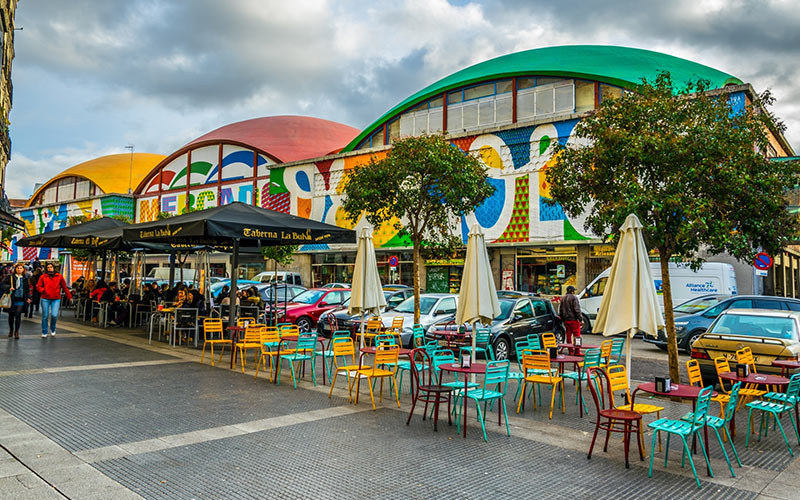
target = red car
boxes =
[277,288,351,332]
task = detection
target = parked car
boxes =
[644,295,800,353]
[252,271,303,286]
[209,279,260,296]
[426,296,563,361]
[316,287,415,337]
[382,284,411,291]
[320,282,350,289]
[496,290,535,299]
[379,294,459,347]
[277,288,351,332]
[255,283,307,304]
[691,308,800,383]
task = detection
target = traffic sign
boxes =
[388,255,399,267]
[753,252,773,271]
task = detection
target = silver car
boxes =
[381,293,458,347]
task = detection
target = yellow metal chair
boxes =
[737,347,777,392]
[541,333,557,350]
[607,364,664,451]
[687,359,728,417]
[352,344,400,410]
[237,317,256,327]
[200,318,231,366]
[235,324,264,372]
[328,337,362,401]
[599,339,614,367]
[386,316,404,345]
[517,349,564,419]
[254,326,287,380]
[362,317,384,346]
[715,356,765,408]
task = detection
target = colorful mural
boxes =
[135,119,597,248]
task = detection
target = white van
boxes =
[146,267,197,282]
[252,271,303,286]
[579,262,737,329]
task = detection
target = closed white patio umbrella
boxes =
[456,224,501,366]
[349,228,386,348]
[593,214,664,380]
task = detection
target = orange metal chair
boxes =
[540,333,557,350]
[517,349,564,419]
[254,326,288,380]
[328,337,362,401]
[352,344,400,410]
[200,318,231,366]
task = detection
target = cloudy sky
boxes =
[6,0,800,199]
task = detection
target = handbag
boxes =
[0,292,11,309]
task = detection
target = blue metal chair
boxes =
[746,373,800,456]
[456,360,511,441]
[648,386,714,488]
[681,382,743,477]
[460,327,495,361]
[276,332,318,389]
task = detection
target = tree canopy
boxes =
[546,72,800,382]
[342,134,495,321]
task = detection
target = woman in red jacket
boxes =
[35,262,72,338]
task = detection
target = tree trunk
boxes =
[412,242,421,324]
[660,251,680,383]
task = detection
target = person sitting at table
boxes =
[102,282,128,326]
[244,287,264,309]
[89,280,108,323]
[215,285,229,305]
[173,288,189,309]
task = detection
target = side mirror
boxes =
[434,309,446,316]
[319,301,329,307]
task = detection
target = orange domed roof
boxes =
[186,115,359,163]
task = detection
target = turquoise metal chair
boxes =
[460,327,495,361]
[277,332,319,389]
[681,382,743,477]
[609,338,625,364]
[745,373,800,456]
[455,360,511,441]
[562,348,602,412]
[397,326,428,394]
[525,334,542,348]
[648,386,714,489]
[320,330,352,380]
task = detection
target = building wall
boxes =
[0,1,16,205]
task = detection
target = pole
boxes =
[626,328,634,385]
[168,251,175,289]
[359,312,365,349]
[228,238,240,369]
[101,251,108,281]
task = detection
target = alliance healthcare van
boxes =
[578,262,737,329]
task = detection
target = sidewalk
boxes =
[0,314,796,499]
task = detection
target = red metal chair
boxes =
[586,367,645,468]
[406,348,453,431]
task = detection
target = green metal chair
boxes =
[276,332,318,389]
[648,386,714,489]
[562,348,602,412]
[460,327,495,362]
[681,382,743,477]
[455,360,511,441]
[609,338,625,364]
[397,326,428,394]
[746,373,800,456]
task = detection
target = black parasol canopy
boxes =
[16,217,129,250]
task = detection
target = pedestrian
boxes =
[36,262,72,338]
[27,267,42,318]
[558,285,582,345]
[1,263,32,339]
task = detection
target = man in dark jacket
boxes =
[558,285,582,344]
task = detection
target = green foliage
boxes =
[260,245,299,266]
[156,211,173,220]
[342,134,495,246]
[545,71,800,381]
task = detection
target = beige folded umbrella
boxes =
[456,224,501,369]
[349,228,386,348]
[592,214,664,380]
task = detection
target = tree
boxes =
[342,134,495,322]
[545,72,800,383]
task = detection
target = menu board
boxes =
[426,267,449,293]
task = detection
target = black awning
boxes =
[16,217,129,249]
[0,208,23,229]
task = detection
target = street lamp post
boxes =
[125,144,135,194]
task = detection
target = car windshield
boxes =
[496,300,515,320]
[291,290,326,304]
[674,296,726,314]
[710,314,798,340]
[394,296,438,315]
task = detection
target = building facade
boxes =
[133,46,796,294]
[0,0,17,227]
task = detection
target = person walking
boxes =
[36,262,72,338]
[1,263,32,339]
[558,285,582,344]
[27,267,42,318]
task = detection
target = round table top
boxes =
[558,343,600,351]
[550,354,584,364]
[360,346,413,356]
[439,362,487,374]
[636,382,706,399]
[719,371,789,385]
[772,359,800,369]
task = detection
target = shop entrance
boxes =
[516,246,577,296]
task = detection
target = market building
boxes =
[2,152,165,261]
[133,45,796,295]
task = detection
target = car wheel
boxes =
[296,316,313,333]
[493,337,511,361]
[581,314,591,335]
[554,329,565,345]
[684,331,704,354]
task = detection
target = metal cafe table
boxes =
[439,362,487,438]
[549,353,586,417]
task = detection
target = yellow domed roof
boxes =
[26,153,166,207]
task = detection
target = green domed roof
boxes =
[344,45,742,152]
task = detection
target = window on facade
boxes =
[387,119,400,144]
[464,83,495,101]
[43,186,56,204]
[517,80,575,122]
[575,80,595,113]
[446,80,513,132]
[56,178,74,202]
[74,180,90,198]
[600,84,623,102]
[517,77,536,90]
